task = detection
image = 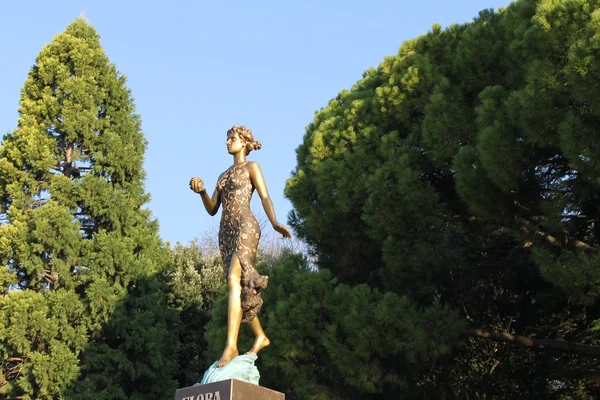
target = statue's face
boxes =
[226,132,245,155]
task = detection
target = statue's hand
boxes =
[273,223,292,239]
[189,177,205,194]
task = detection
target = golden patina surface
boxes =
[190,125,291,368]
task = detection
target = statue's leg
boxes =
[246,316,270,355]
[218,253,242,367]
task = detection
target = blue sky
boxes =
[1,0,512,245]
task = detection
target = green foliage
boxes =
[167,240,224,387]
[285,0,600,397]
[206,253,463,399]
[168,240,222,312]
[0,290,86,399]
[0,18,176,399]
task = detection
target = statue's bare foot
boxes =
[246,336,270,355]
[217,346,239,368]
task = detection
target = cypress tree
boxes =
[0,18,176,399]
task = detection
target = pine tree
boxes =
[285,0,600,397]
[0,18,177,399]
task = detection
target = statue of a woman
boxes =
[189,125,291,368]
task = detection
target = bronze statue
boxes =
[190,125,291,368]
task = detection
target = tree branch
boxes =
[521,225,594,249]
[63,142,73,177]
[463,327,600,357]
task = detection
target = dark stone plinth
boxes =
[175,379,285,400]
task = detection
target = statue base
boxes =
[200,354,260,385]
[174,379,284,400]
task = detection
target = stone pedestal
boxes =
[175,379,285,400]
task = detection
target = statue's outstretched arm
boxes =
[190,175,222,216]
[247,162,291,239]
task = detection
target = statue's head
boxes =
[227,125,262,155]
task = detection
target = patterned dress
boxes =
[217,162,268,323]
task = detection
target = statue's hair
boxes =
[227,125,262,154]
